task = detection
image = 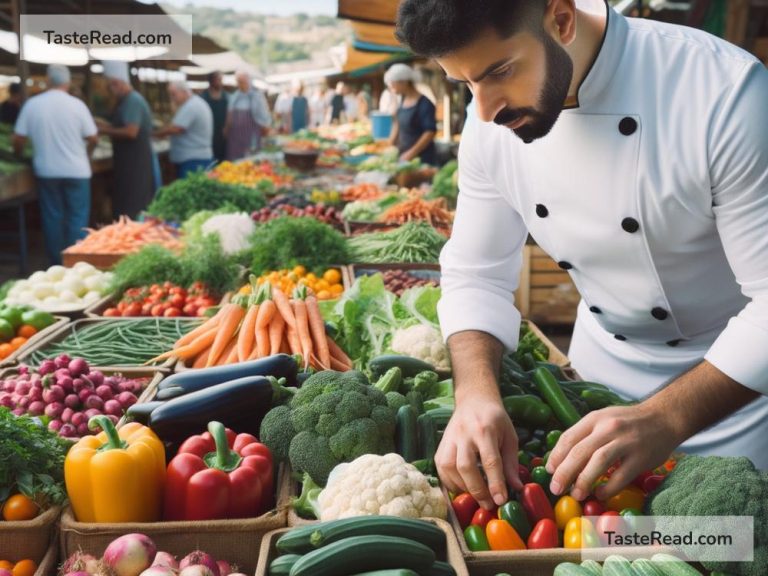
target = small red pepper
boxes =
[521,482,555,525]
[163,421,273,521]
[471,506,497,529]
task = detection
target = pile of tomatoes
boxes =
[102,282,218,318]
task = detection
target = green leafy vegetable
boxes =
[348,221,447,264]
[428,160,459,207]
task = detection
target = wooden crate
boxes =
[524,320,569,367]
[516,245,580,326]
[0,315,69,368]
[61,251,126,270]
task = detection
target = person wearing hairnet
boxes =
[385,63,437,165]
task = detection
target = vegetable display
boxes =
[360,268,439,296]
[4,263,111,312]
[348,222,447,264]
[378,196,453,229]
[0,558,37,576]
[428,160,459,207]
[0,304,55,360]
[1,356,145,438]
[341,182,385,202]
[553,554,710,576]
[208,159,293,188]
[251,202,342,228]
[25,319,202,367]
[62,217,183,256]
[102,282,218,318]
[242,266,344,301]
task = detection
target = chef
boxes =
[395,0,768,510]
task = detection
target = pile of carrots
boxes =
[63,216,183,255]
[149,279,352,371]
[378,196,454,229]
[342,182,385,202]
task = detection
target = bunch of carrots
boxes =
[148,278,352,371]
[341,182,385,202]
[63,216,183,255]
[378,196,454,229]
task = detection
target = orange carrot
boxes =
[269,312,285,356]
[327,337,353,368]
[173,311,221,348]
[224,338,240,364]
[272,287,297,331]
[237,304,260,361]
[207,302,246,367]
[146,329,217,364]
[255,300,277,358]
[292,300,313,370]
[280,334,291,354]
[285,325,302,356]
[330,356,350,371]
[305,295,330,370]
[192,346,211,369]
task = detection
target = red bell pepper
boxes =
[521,483,555,525]
[163,421,273,521]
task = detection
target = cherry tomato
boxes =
[582,499,605,517]
[554,495,583,530]
[123,302,142,317]
[182,303,198,317]
[604,485,645,512]
[141,303,153,316]
[169,294,185,308]
[164,307,182,317]
[103,308,121,317]
[452,493,479,529]
[151,304,165,317]
[169,287,187,297]
[521,483,555,525]
[471,506,497,529]
[485,519,526,551]
[527,518,559,549]
[530,456,545,468]
[595,510,625,546]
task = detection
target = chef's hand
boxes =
[545,403,678,501]
[435,391,523,510]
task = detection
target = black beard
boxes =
[493,31,574,142]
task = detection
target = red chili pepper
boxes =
[642,474,665,494]
[163,421,273,521]
[471,505,497,529]
[521,483,555,525]
[518,464,531,485]
[527,518,559,549]
[452,493,479,529]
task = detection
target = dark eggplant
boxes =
[125,401,165,424]
[157,354,298,393]
[149,375,280,442]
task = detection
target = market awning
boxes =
[341,43,410,76]
[337,0,399,25]
[350,21,407,53]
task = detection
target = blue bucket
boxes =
[371,112,393,140]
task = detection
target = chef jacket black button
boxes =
[666,339,681,347]
[621,217,639,233]
[536,204,549,218]
[558,260,573,270]
[619,117,637,135]
[589,306,602,314]
[651,307,669,320]
[614,334,627,341]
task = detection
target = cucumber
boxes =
[370,355,436,379]
[396,404,419,462]
[276,524,323,554]
[350,571,420,576]
[650,554,703,576]
[418,412,438,462]
[289,535,435,576]
[603,555,638,576]
[554,563,594,576]
[631,559,664,576]
[580,559,604,576]
[424,407,453,429]
[423,561,457,576]
[309,516,445,551]
[268,554,301,576]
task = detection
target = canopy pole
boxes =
[11,0,30,98]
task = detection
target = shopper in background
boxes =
[96,61,155,219]
[224,70,271,160]
[1,82,23,125]
[309,85,328,128]
[385,63,437,164]
[378,85,400,116]
[342,84,360,122]
[12,65,98,265]
[327,81,345,124]
[156,81,213,179]
[358,83,372,119]
[201,71,228,163]
[274,88,293,133]
[290,81,309,133]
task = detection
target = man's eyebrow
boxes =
[445,58,513,85]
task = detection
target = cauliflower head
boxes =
[317,453,447,521]
[391,324,450,371]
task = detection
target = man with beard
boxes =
[396,0,768,511]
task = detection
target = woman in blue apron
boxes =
[385,64,437,165]
[225,71,271,160]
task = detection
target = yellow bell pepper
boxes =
[64,416,165,523]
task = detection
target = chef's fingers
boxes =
[435,438,463,495]
[595,453,643,501]
[500,421,523,492]
[546,410,599,479]
[457,442,494,510]
[569,441,623,501]
[476,428,509,507]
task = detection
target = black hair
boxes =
[396,0,547,57]
[9,82,21,95]
[207,71,221,83]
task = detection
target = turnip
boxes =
[85,396,104,410]
[45,402,63,419]
[43,385,65,404]
[140,568,176,576]
[118,392,138,408]
[61,552,101,575]
[71,412,86,427]
[65,394,80,409]
[88,371,104,387]
[29,401,46,416]
[96,385,114,401]
[17,396,30,409]
[152,552,178,570]
[179,552,219,576]
[58,376,74,392]
[69,358,89,377]
[16,381,30,395]
[55,354,72,369]
[102,533,157,576]
[76,422,90,437]
[178,566,214,576]
[104,399,123,417]
[59,423,76,436]
[48,419,62,432]
[79,388,93,403]
[216,560,233,576]
[39,359,56,375]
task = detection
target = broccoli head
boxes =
[259,405,295,462]
[386,391,409,412]
[289,431,337,486]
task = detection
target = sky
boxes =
[161,0,337,16]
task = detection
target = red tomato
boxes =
[521,483,555,525]
[452,493,479,529]
[595,511,625,546]
[582,499,605,517]
[141,303,153,316]
[103,308,121,317]
[169,294,185,308]
[527,518,559,549]
[169,287,187,297]
[197,307,210,317]
[123,302,142,316]
[151,304,165,317]
[182,303,198,317]
[164,307,181,317]
[117,300,128,312]
[518,464,531,485]
[530,456,545,468]
[471,506,497,529]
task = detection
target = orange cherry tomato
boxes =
[9,337,27,351]
[0,561,14,571]
[2,494,39,521]
[16,325,38,338]
[604,485,645,512]
[12,559,37,576]
[485,519,527,551]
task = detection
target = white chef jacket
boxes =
[437,5,768,467]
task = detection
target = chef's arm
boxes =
[401,130,436,161]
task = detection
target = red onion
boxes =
[48,419,62,432]
[118,392,138,408]
[55,354,71,369]
[58,376,74,392]
[29,384,43,401]
[0,394,12,408]
[85,396,104,410]
[215,561,232,576]
[2,380,15,392]
[106,414,119,425]
[72,378,86,392]
[71,412,87,427]
[44,402,63,419]
[102,534,157,576]
[11,407,24,416]
[178,567,214,576]
[43,385,64,404]
[18,396,30,410]
[68,358,89,377]
[76,422,90,437]
[88,371,104,387]
[65,394,81,409]
[39,359,56,375]
[179,551,220,576]
[104,399,123,417]
[59,423,77,437]
[84,408,102,419]
[28,400,46,416]
[151,551,178,570]
[96,385,114,401]
[16,381,30,395]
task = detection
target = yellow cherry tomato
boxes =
[564,517,599,549]
[323,269,342,285]
[554,495,583,530]
[604,485,645,513]
[316,290,332,300]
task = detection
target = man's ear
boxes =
[545,0,578,46]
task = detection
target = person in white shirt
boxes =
[396,0,768,510]
[13,65,98,265]
[224,70,271,160]
[309,86,328,128]
[342,84,359,122]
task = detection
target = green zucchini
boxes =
[308,516,445,551]
[423,561,457,576]
[603,555,637,576]
[288,535,435,576]
[554,563,594,576]
[350,571,419,576]
[276,524,323,554]
[580,559,604,576]
[650,554,703,576]
[268,554,301,576]
[396,404,419,462]
[370,355,436,379]
[631,559,664,576]
[424,407,453,429]
[418,412,438,463]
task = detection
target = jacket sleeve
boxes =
[704,62,768,395]
[437,109,528,351]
